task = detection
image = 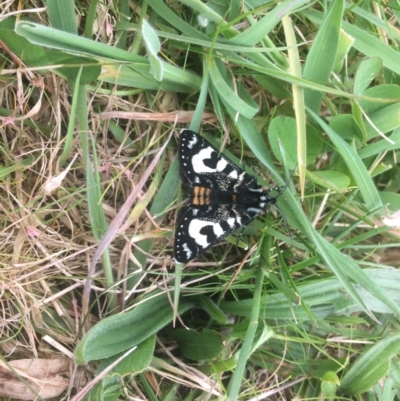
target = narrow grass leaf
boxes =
[354,57,383,95]
[179,0,228,27]
[142,19,163,81]
[309,109,382,211]
[365,103,400,139]
[344,21,400,76]
[60,68,81,166]
[227,258,264,401]
[223,110,398,318]
[16,22,146,62]
[129,155,165,222]
[282,12,307,196]
[0,156,37,179]
[46,0,77,34]
[303,0,344,114]
[128,154,180,287]
[333,29,354,74]
[358,84,400,114]
[101,63,200,92]
[228,0,240,21]
[221,269,400,320]
[208,58,258,119]
[90,131,173,278]
[145,0,210,40]
[228,0,311,46]
[304,9,400,76]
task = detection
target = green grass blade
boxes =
[309,109,382,211]
[303,0,344,114]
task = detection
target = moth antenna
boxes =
[275,203,292,240]
[274,165,297,199]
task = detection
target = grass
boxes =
[1,0,400,400]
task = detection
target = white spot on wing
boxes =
[188,219,224,248]
[182,243,192,259]
[247,207,262,214]
[188,135,198,149]
[229,170,238,179]
[227,218,235,228]
[192,147,228,173]
[248,186,263,193]
[216,159,228,171]
[234,172,246,189]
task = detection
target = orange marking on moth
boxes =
[192,186,211,205]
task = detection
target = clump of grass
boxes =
[1,1,400,400]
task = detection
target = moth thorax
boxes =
[237,191,272,206]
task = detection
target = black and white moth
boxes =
[174,129,287,263]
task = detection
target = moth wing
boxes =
[174,204,261,263]
[179,129,260,192]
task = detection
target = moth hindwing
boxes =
[174,129,280,263]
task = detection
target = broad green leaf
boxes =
[97,335,156,377]
[292,359,343,381]
[380,191,400,212]
[0,28,48,65]
[170,329,224,361]
[329,114,363,141]
[75,293,197,363]
[268,116,298,169]
[340,333,400,394]
[306,170,350,191]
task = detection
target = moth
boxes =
[174,129,288,263]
